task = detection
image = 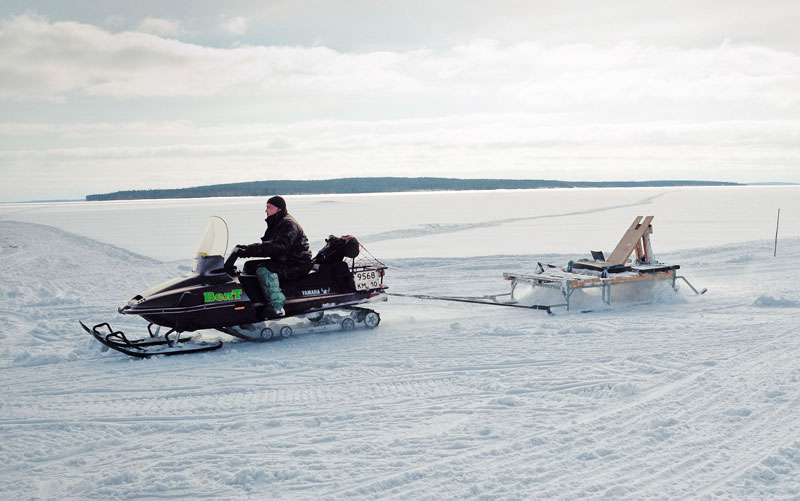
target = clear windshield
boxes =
[195,216,229,258]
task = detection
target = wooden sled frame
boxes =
[503,216,701,311]
[503,266,682,311]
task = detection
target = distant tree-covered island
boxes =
[85,177,739,201]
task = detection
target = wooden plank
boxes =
[640,232,654,263]
[568,278,602,287]
[635,240,644,261]
[606,216,654,265]
[565,270,674,288]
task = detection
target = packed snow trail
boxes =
[359,191,669,243]
[2,220,800,499]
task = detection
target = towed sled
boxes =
[504,216,705,311]
[82,216,387,357]
[394,216,704,314]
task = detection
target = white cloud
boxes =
[2,13,799,113]
[1,13,799,200]
[103,15,125,29]
[221,16,247,36]
[136,16,183,37]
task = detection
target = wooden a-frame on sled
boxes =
[503,216,706,311]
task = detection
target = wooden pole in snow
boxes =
[774,208,781,257]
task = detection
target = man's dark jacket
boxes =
[243,211,312,280]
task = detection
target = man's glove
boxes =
[236,243,262,258]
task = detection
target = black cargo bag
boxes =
[313,235,360,264]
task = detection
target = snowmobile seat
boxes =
[284,261,356,294]
[238,261,356,303]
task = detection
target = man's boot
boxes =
[256,267,286,316]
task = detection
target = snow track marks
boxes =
[3,220,800,499]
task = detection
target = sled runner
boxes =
[504,216,705,311]
[82,216,387,358]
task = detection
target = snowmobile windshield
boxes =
[195,216,229,259]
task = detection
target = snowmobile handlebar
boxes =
[223,251,240,274]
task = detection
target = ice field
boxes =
[2,186,800,499]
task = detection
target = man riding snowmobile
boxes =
[82,213,387,357]
[231,196,312,315]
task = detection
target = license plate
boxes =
[354,269,381,291]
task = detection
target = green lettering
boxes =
[205,289,244,303]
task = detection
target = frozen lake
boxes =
[0,185,796,261]
[3,185,800,499]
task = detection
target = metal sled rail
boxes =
[503,270,707,311]
[389,293,554,314]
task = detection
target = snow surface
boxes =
[2,187,800,499]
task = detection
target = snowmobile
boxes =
[81,216,388,357]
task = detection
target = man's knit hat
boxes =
[267,195,286,211]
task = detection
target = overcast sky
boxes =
[1,1,799,201]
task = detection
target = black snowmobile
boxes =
[81,216,388,357]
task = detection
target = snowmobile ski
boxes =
[80,321,223,358]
